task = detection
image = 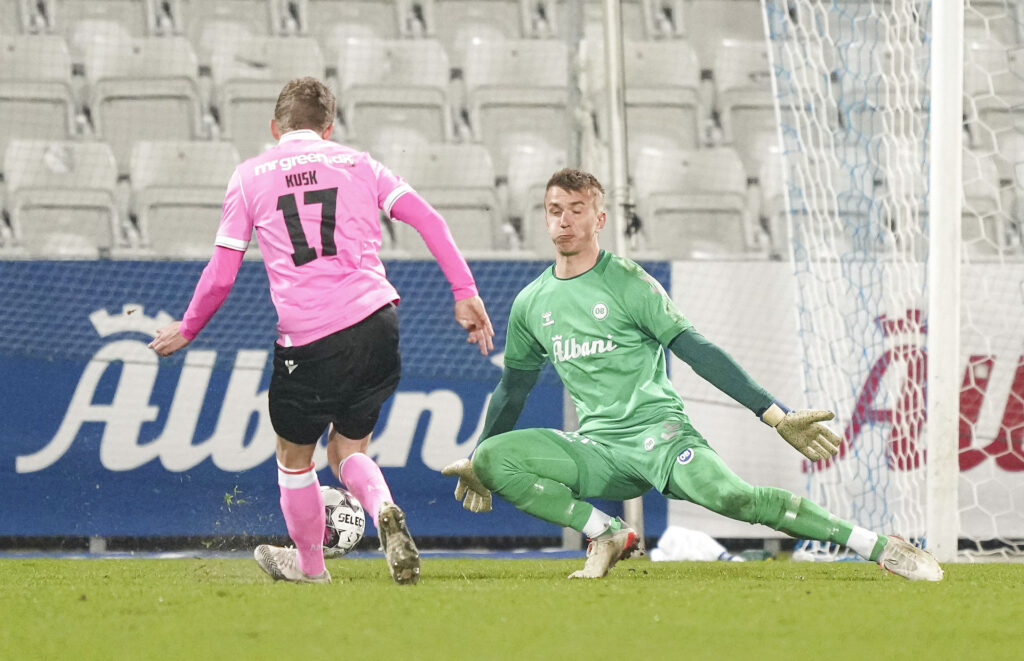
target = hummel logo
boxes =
[542,311,554,326]
[285,359,298,374]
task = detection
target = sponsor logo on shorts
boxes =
[676,448,694,465]
[592,302,608,320]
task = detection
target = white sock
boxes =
[846,526,879,559]
[582,508,614,539]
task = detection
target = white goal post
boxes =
[925,0,963,563]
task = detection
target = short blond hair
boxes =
[545,168,606,212]
[274,77,336,133]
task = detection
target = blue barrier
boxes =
[0,259,668,539]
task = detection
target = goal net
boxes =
[763,0,1024,559]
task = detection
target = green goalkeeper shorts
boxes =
[484,414,711,501]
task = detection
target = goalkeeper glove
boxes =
[440,458,492,513]
[761,402,841,461]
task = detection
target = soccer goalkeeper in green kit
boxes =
[443,168,943,582]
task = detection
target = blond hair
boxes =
[273,77,336,133]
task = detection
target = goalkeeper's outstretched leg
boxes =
[664,446,943,581]
[470,429,645,578]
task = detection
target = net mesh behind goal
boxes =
[764,0,1024,559]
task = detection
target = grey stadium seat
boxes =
[83,35,205,175]
[3,139,120,258]
[372,142,504,255]
[336,37,454,147]
[211,35,326,160]
[634,146,758,259]
[0,35,78,177]
[130,140,242,259]
[463,38,570,178]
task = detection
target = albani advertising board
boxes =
[0,259,669,540]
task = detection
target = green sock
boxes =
[762,494,889,561]
[868,535,889,562]
[753,487,855,547]
[493,473,594,531]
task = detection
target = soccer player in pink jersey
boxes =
[149,77,495,585]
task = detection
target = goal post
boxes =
[926,0,964,563]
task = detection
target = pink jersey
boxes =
[214,130,471,347]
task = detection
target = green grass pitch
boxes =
[2,555,1022,661]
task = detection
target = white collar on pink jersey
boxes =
[278,129,322,143]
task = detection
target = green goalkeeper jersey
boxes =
[504,250,692,435]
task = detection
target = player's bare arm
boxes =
[148,321,190,356]
[454,295,495,355]
[388,192,491,356]
[148,246,245,358]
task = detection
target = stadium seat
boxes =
[505,143,567,254]
[178,0,277,66]
[995,132,1024,230]
[713,39,777,153]
[336,38,454,147]
[870,146,1014,259]
[990,130,1024,185]
[734,129,781,183]
[682,0,763,73]
[965,41,1024,151]
[300,0,406,47]
[786,140,886,258]
[3,139,120,257]
[130,140,241,258]
[373,142,504,254]
[317,22,381,69]
[756,145,788,256]
[645,0,687,38]
[427,0,525,68]
[190,20,259,73]
[181,0,276,38]
[633,146,756,259]
[82,35,205,175]
[758,141,876,258]
[210,35,326,160]
[67,17,135,66]
[965,0,1023,47]
[0,36,78,177]
[962,148,1012,257]
[589,39,703,160]
[463,38,570,178]
[837,39,928,143]
[366,126,432,153]
[50,0,152,40]
[549,0,651,41]
[6,0,53,34]
[0,2,23,35]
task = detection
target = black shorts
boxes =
[268,303,401,444]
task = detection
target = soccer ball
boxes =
[321,485,366,558]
